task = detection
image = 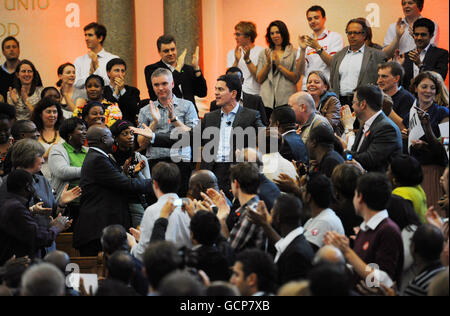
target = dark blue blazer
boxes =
[280,130,308,164]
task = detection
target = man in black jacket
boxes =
[144,35,207,112]
[401,18,449,88]
[103,58,140,125]
[74,126,153,256]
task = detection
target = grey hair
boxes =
[21,263,65,296]
[11,138,45,169]
[151,67,173,82]
[291,92,315,111]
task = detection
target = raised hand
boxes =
[60,184,82,206]
[192,46,200,69]
[176,49,187,72]
[29,202,53,216]
[305,35,321,51]
[247,200,272,228]
[234,46,242,62]
[272,51,281,67]
[161,197,177,219]
[408,49,421,67]
[340,105,356,130]
[298,35,308,50]
[395,17,406,38]
[149,101,161,123]
[8,87,19,104]
[50,213,71,232]
[242,45,251,61]
[130,123,154,139]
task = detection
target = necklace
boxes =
[41,130,58,145]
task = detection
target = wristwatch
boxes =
[170,116,178,123]
[316,47,324,55]
[245,59,252,64]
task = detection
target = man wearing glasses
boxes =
[227,21,265,96]
[400,18,448,88]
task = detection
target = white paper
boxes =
[66,273,98,293]
[439,121,449,159]
[408,102,425,153]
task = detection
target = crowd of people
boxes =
[0,1,449,297]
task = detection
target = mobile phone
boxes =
[173,199,183,207]
[346,153,353,161]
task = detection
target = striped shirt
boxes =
[403,262,446,296]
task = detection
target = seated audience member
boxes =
[324,173,404,287]
[101,225,148,296]
[48,118,87,226]
[305,71,343,135]
[227,21,265,97]
[403,224,446,296]
[0,170,70,264]
[0,256,31,296]
[73,75,122,127]
[158,270,206,296]
[329,19,399,105]
[384,0,439,55]
[236,148,281,212]
[0,104,15,176]
[230,249,278,296]
[142,241,182,295]
[302,173,345,251]
[187,169,221,201]
[43,250,79,296]
[289,91,330,144]
[388,154,427,222]
[400,18,448,89]
[130,162,191,261]
[260,128,298,182]
[110,120,151,228]
[206,281,240,296]
[105,251,138,293]
[104,58,140,125]
[256,20,301,118]
[270,106,308,164]
[331,164,364,237]
[0,36,21,102]
[56,63,86,119]
[313,245,346,266]
[306,123,344,178]
[211,163,265,253]
[377,61,415,121]
[189,211,233,281]
[1,120,40,176]
[346,85,402,173]
[20,263,66,296]
[30,97,64,180]
[308,263,351,296]
[404,71,449,212]
[7,60,43,121]
[144,34,207,112]
[73,126,153,256]
[210,67,268,126]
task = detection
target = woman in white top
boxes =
[56,63,86,119]
[7,59,43,120]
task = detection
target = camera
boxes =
[346,153,353,161]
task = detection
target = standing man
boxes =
[227,21,265,96]
[384,0,439,55]
[0,37,21,102]
[144,35,207,112]
[74,22,119,89]
[103,58,141,126]
[298,6,344,91]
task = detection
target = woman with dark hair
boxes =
[30,97,64,180]
[403,71,449,212]
[56,63,86,118]
[257,20,301,118]
[6,60,43,120]
[388,154,427,223]
[306,70,343,135]
[48,117,88,228]
[73,74,122,127]
[41,87,61,103]
[110,119,151,228]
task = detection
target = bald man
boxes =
[188,170,220,201]
[73,126,154,256]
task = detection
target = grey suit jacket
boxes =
[330,46,387,98]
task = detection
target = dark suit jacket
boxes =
[330,46,387,98]
[258,173,281,212]
[153,106,265,170]
[73,149,153,248]
[210,92,269,126]
[402,46,449,88]
[280,130,308,164]
[277,234,314,285]
[144,60,207,110]
[103,85,141,126]
[349,112,402,173]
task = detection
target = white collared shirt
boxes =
[413,43,432,78]
[356,110,383,152]
[90,146,109,158]
[301,29,344,90]
[162,61,176,73]
[216,103,240,162]
[339,45,365,96]
[109,84,127,100]
[74,48,119,89]
[360,209,389,232]
[304,208,345,248]
[383,17,439,55]
[274,227,304,263]
[262,152,298,182]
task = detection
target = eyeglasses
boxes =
[346,31,364,36]
[234,32,245,37]
[413,32,429,37]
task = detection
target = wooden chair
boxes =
[55,232,80,257]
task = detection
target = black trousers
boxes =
[77,239,102,257]
[213,162,233,201]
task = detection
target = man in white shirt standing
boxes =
[298,5,344,91]
[384,0,439,55]
[227,21,265,96]
[74,22,119,89]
